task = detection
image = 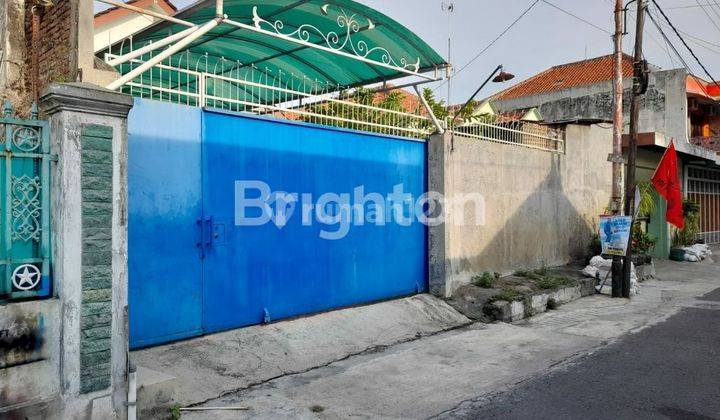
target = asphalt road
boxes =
[439,288,720,420]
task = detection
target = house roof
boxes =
[94,0,177,27]
[687,75,720,99]
[493,54,634,101]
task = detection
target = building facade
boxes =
[490,54,720,257]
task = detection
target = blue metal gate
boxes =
[128,99,427,348]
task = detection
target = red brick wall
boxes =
[23,0,78,101]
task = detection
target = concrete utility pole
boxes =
[442,2,454,114]
[611,0,625,298]
[623,0,648,298]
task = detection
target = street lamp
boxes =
[453,65,515,123]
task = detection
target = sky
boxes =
[95,0,720,104]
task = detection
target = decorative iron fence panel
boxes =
[449,120,565,154]
[0,102,52,301]
[105,53,435,140]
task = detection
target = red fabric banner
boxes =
[651,141,684,229]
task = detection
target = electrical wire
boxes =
[681,34,720,56]
[541,0,612,35]
[707,0,720,23]
[651,0,719,88]
[694,0,720,35]
[431,0,540,94]
[603,0,677,67]
[645,6,713,96]
[679,29,720,49]
[667,2,719,9]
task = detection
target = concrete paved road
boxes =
[181,256,720,420]
[439,294,720,419]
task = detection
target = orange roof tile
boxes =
[687,75,720,99]
[493,54,634,101]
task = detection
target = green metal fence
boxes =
[0,101,52,301]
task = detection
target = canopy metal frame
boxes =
[97,0,447,133]
[100,0,444,91]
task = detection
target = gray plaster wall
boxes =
[492,69,689,143]
[429,124,612,297]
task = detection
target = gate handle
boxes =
[196,218,205,259]
[204,217,213,250]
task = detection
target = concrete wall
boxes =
[429,124,613,297]
[94,3,170,53]
[493,69,689,143]
[0,0,28,108]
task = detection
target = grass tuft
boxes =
[515,267,573,290]
[472,272,500,288]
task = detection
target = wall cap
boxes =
[40,83,134,118]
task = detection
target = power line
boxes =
[666,2,720,9]
[707,0,720,22]
[679,30,720,54]
[432,0,540,95]
[646,6,713,96]
[651,0,719,87]
[679,29,720,49]
[603,0,677,66]
[685,36,720,55]
[694,0,720,35]
[541,0,612,35]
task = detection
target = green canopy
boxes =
[108,0,447,95]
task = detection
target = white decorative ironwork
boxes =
[11,175,42,242]
[105,53,435,139]
[12,264,41,291]
[251,5,421,73]
[450,119,565,154]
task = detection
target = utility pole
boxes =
[442,2,454,116]
[611,0,625,298]
[623,0,648,298]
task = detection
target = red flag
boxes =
[651,141,684,229]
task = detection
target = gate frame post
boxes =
[427,131,452,297]
[40,82,133,419]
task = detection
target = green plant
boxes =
[488,289,523,303]
[169,404,181,420]
[534,275,573,290]
[472,271,500,288]
[635,181,657,218]
[515,267,572,290]
[674,200,701,247]
[632,223,657,254]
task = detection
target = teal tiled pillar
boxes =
[41,83,133,419]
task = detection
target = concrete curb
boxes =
[488,278,596,323]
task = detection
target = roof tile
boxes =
[494,54,634,101]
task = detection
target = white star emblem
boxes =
[12,264,41,291]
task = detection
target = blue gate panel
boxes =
[201,111,427,333]
[128,99,203,348]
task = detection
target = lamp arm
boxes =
[454,64,503,122]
